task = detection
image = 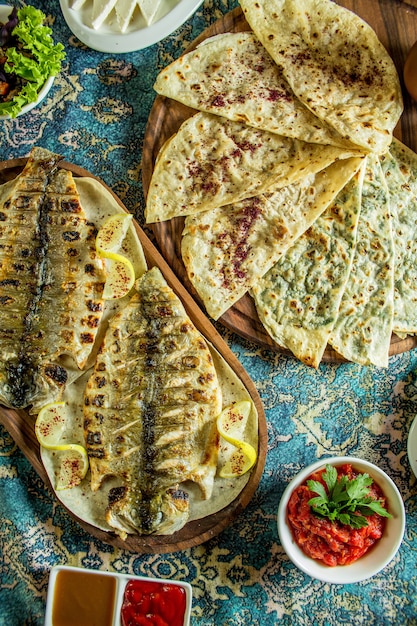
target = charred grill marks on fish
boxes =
[83,267,222,536]
[0,147,105,409]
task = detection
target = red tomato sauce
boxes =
[287,464,387,566]
[121,579,187,626]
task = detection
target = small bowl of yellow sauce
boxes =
[44,565,192,625]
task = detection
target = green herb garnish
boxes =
[0,6,65,118]
[307,464,392,529]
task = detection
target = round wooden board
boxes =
[0,158,267,553]
[142,1,417,362]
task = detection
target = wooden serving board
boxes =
[0,158,267,554]
[142,0,417,362]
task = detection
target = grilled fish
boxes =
[0,147,106,410]
[83,267,222,536]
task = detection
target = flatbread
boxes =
[145,111,361,223]
[329,155,395,367]
[154,32,352,148]
[239,0,403,154]
[252,161,365,367]
[40,306,259,534]
[380,139,417,335]
[182,157,363,320]
[14,170,259,537]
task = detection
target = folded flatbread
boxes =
[182,157,363,320]
[40,269,259,536]
[145,112,362,223]
[329,154,395,366]
[252,161,365,367]
[380,138,417,336]
[154,32,352,148]
[5,149,260,537]
[239,0,403,154]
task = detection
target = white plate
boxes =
[59,0,204,53]
[407,415,417,478]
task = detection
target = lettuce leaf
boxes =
[0,6,65,118]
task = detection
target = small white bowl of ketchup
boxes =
[44,565,192,625]
[277,456,406,584]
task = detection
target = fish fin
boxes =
[187,463,217,500]
[188,423,219,499]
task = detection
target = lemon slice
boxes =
[35,402,67,449]
[96,212,136,299]
[96,212,133,256]
[54,444,89,491]
[219,445,257,478]
[217,400,252,443]
[102,252,135,300]
[217,401,257,478]
[35,402,89,491]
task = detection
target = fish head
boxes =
[1,358,67,409]
[106,485,190,536]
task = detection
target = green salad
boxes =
[0,5,65,118]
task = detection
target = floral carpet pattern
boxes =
[0,1,417,624]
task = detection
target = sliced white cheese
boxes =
[137,0,161,25]
[71,0,88,9]
[115,0,138,32]
[91,0,118,29]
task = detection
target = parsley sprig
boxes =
[307,464,392,529]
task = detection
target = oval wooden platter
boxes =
[142,0,417,362]
[0,158,267,554]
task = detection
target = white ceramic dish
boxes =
[0,75,55,120]
[0,5,55,119]
[277,456,406,584]
[408,415,417,478]
[44,565,192,625]
[59,0,204,53]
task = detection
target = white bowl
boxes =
[0,5,55,119]
[59,0,204,53]
[0,75,55,120]
[277,456,406,584]
[407,415,417,477]
[44,565,192,625]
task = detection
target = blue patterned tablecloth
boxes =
[1,1,417,624]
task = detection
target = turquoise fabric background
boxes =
[0,0,416,624]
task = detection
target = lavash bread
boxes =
[328,155,395,367]
[182,157,363,320]
[252,162,365,367]
[239,0,403,153]
[154,32,353,148]
[380,139,417,336]
[145,0,411,367]
[145,112,361,223]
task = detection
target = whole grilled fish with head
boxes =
[0,147,106,410]
[84,266,222,536]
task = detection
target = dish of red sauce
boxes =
[287,463,388,567]
[121,579,187,626]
